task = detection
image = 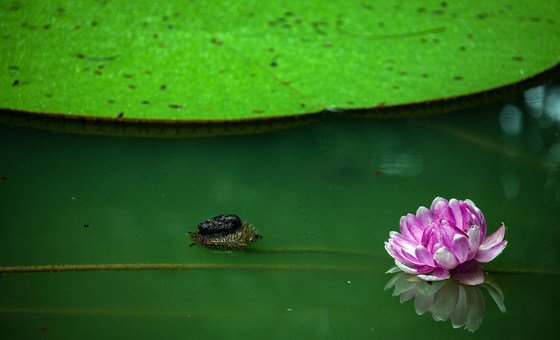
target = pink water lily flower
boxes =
[384,197,507,285]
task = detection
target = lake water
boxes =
[1,83,559,338]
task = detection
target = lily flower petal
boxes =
[451,234,470,263]
[417,268,450,281]
[479,223,506,249]
[385,198,507,283]
[475,240,508,263]
[434,247,459,269]
[467,225,481,259]
[415,245,435,267]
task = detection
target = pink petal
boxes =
[417,268,450,281]
[399,247,426,266]
[399,216,414,240]
[434,247,459,269]
[400,214,424,242]
[432,242,444,254]
[451,234,469,263]
[465,199,486,233]
[430,197,448,210]
[385,242,410,265]
[475,240,508,263]
[388,232,417,254]
[394,260,435,275]
[395,260,420,274]
[449,199,463,228]
[467,226,481,259]
[384,241,397,258]
[432,198,453,222]
[416,206,432,226]
[451,261,485,285]
[479,224,506,249]
[415,245,435,267]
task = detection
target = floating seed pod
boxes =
[197,214,241,236]
[188,214,262,251]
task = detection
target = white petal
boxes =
[434,247,459,269]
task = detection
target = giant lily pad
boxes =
[0,0,559,135]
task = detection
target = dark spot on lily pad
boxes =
[12,79,20,86]
[169,104,183,109]
[512,56,524,61]
[252,109,265,114]
[117,112,124,118]
[211,37,223,45]
[453,76,464,81]
[8,65,19,71]
[10,2,22,11]
[477,13,490,20]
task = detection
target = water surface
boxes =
[1,88,559,338]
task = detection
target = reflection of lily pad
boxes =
[1,1,559,134]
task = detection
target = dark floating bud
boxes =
[198,214,241,236]
[189,214,262,251]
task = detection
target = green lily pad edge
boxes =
[1,66,558,137]
[1,1,559,137]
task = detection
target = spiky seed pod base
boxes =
[189,222,262,251]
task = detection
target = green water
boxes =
[1,97,559,338]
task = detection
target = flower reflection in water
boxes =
[385,271,506,332]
